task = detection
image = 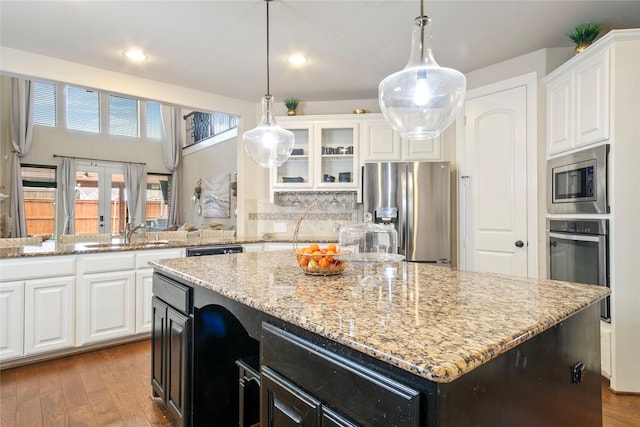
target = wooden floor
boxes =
[1,339,639,426]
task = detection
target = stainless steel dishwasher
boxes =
[185,245,243,257]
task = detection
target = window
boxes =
[146,101,162,140]
[67,86,100,132]
[33,82,56,127]
[185,111,239,146]
[21,165,57,238]
[146,174,172,231]
[109,95,139,137]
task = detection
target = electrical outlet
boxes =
[274,223,287,233]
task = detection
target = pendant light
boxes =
[378,0,466,139]
[243,0,295,168]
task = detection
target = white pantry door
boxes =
[462,84,529,277]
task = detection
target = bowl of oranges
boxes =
[295,243,348,276]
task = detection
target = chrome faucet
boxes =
[125,223,146,243]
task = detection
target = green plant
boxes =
[284,97,299,110]
[567,22,603,44]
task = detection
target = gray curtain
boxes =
[123,163,144,226]
[9,78,35,237]
[161,105,181,226]
[60,158,77,234]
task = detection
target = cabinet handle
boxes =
[515,240,524,248]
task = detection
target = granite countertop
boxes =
[0,236,337,258]
[150,250,610,384]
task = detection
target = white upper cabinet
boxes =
[360,114,442,163]
[574,50,610,146]
[270,121,314,190]
[546,73,574,154]
[546,48,610,156]
[271,116,359,192]
[315,121,359,191]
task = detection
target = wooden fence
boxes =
[25,199,166,237]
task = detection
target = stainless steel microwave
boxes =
[547,145,609,214]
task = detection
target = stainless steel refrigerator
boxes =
[363,162,450,262]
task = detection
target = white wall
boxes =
[181,137,237,229]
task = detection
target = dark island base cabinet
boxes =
[152,271,603,427]
[151,276,193,427]
[261,322,421,427]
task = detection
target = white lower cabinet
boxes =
[134,248,185,334]
[0,282,24,360]
[0,249,186,365]
[24,276,75,355]
[77,253,136,345]
[263,242,295,251]
[135,270,154,333]
[0,256,76,363]
[77,270,135,345]
[241,243,264,252]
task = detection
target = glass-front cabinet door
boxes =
[270,122,313,189]
[315,121,359,190]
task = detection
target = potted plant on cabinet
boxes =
[568,22,603,55]
[284,98,300,116]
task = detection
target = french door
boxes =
[75,163,126,235]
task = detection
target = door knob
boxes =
[515,240,524,248]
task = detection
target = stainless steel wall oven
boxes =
[547,218,610,321]
[547,144,609,214]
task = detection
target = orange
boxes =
[299,256,309,267]
[309,243,320,252]
[326,243,337,252]
[319,257,329,268]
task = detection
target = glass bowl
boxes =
[295,243,348,276]
[338,213,399,263]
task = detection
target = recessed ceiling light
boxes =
[124,50,148,61]
[287,55,308,65]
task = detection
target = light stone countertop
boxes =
[0,236,337,258]
[150,250,610,383]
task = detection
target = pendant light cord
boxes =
[419,0,425,64]
[265,0,271,96]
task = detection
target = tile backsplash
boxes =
[247,191,361,240]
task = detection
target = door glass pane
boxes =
[74,167,127,235]
[110,173,126,233]
[75,170,99,233]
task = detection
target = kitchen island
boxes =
[150,250,609,427]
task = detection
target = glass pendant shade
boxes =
[243,94,294,168]
[379,16,466,139]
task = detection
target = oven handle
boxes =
[548,232,602,242]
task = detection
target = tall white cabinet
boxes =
[545,29,640,393]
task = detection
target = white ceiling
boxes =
[1,1,639,102]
